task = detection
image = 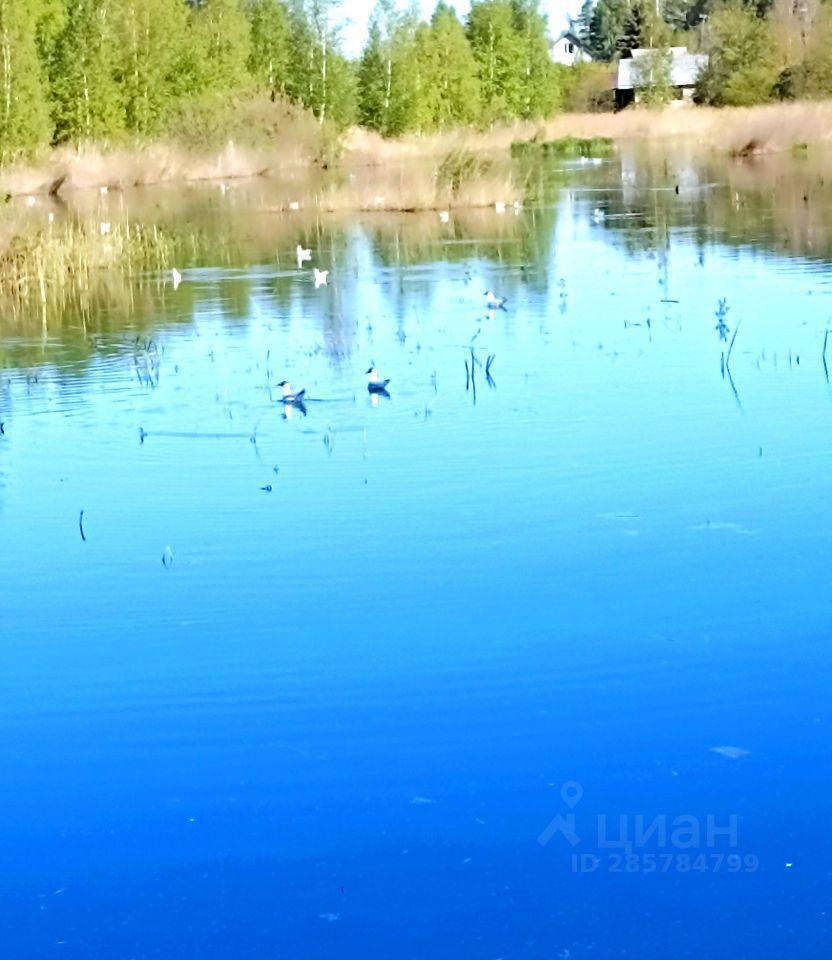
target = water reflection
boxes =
[3,149,832,959]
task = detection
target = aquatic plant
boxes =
[510,136,615,160]
[0,214,198,326]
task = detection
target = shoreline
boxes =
[2,99,832,208]
[3,99,832,201]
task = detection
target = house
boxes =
[614,47,708,109]
[550,29,591,67]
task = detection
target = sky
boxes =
[338,0,582,57]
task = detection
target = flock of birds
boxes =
[277,365,392,415]
[296,243,328,288]
[167,241,507,414]
[437,200,521,223]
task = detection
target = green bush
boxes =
[695,1,780,106]
[556,62,616,113]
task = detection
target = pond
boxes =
[1,147,830,958]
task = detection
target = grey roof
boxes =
[616,48,708,90]
[553,29,588,49]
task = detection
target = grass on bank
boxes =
[5,94,832,202]
[0,94,337,198]
[346,99,832,162]
[0,216,191,324]
[314,148,521,212]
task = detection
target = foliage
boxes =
[247,0,291,98]
[287,0,355,128]
[510,135,615,158]
[419,3,482,129]
[0,0,52,158]
[437,147,493,194]
[1,0,831,159]
[114,0,189,134]
[556,62,615,112]
[696,1,780,106]
[511,0,560,118]
[467,0,523,123]
[632,47,674,105]
[188,0,252,92]
[582,0,631,61]
[780,5,832,99]
[357,2,423,135]
[50,0,124,143]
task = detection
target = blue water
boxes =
[1,158,831,957]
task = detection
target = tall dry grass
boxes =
[0,216,184,325]
[312,158,520,212]
[345,100,832,162]
[0,95,332,198]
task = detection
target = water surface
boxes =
[1,148,831,959]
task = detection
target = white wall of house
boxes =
[550,35,590,67]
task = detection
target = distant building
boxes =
[550,29,592,67]
[614,47,708,109]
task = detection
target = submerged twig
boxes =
[79,510,86,542]
[485,354,496,388]
[725,321,740,371]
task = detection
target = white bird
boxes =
[171,268,182,291]
[99,221,111,235]
[439,210,450,223]
[277,381,306,404]
[366,365,391,393]
[296,244,311,269]
[314,268,328,288]
[485,290,507,310]
[25,195,36,207]
[373,195,385,206]
[47,212,54,223]
[513,200,522,214]
[592,207,605,223]
[289,200,300,211]
[495,201,506,214]
[219,182,228,195]
[99,185,108,195]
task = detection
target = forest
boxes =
[2,0,832,162]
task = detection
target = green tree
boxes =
[114,0,188,134]
[288,0,355,127]
[783,4,832,98]
[662,0,707,31]
[358,1,425,135]
[51,0,123,143]
[696,0,779,106]
[619,0,668,52]
[31,0,67,70]
[419,2,481,128]
[632,47,674,105]
[467,0,523,122]
[357,19,387,130]
[0,0,52,157]
[586,0,630,60]
[398,18,434,133]
[511,0,557,118]
[188,0,251,92]
[247,0,291,98]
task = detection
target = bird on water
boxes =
[366,366,391,394]
[484,290,507,310]
[277,381,306,404]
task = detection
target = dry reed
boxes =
[345,100,832,163]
